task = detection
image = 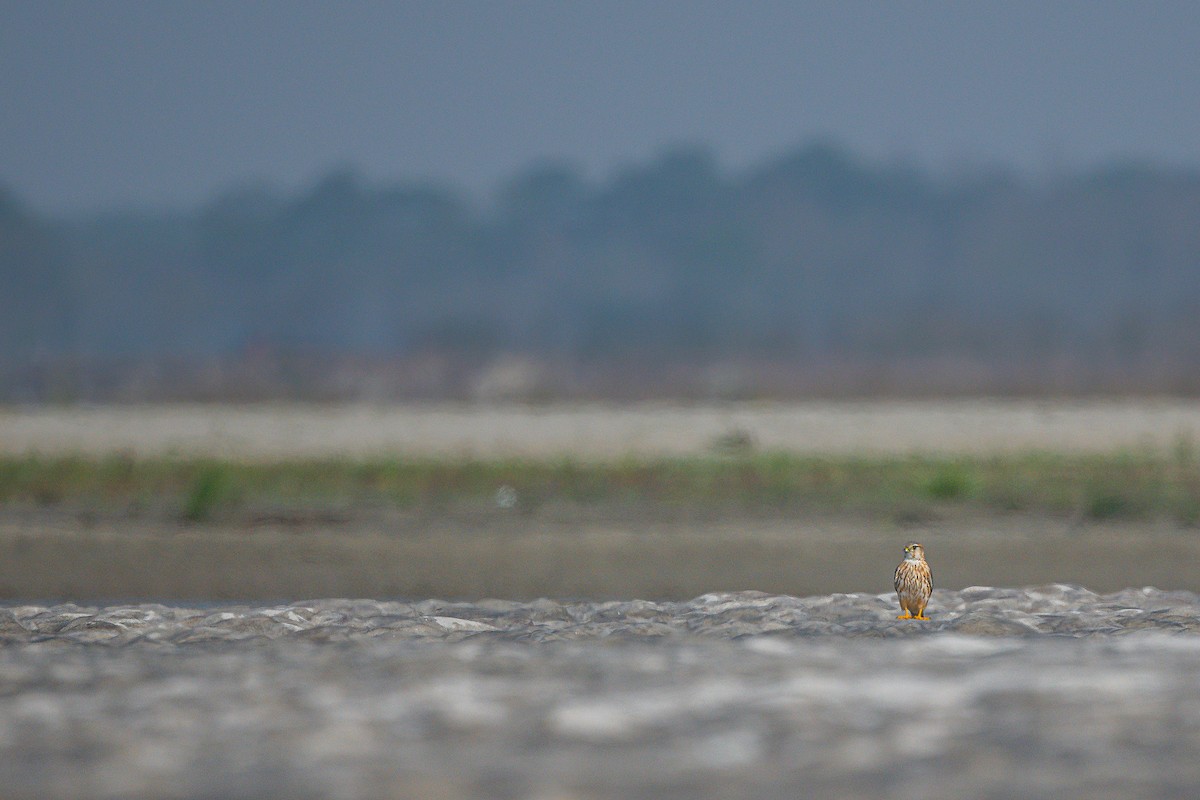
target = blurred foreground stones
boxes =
[3,586,1200,799]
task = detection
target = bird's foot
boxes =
[896,611,913,619]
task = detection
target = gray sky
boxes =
[3,1,1200,213]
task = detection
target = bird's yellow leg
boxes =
[897,610,913,619]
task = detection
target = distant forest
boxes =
[3,141,1200,401]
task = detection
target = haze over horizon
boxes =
[4,1,1200,214]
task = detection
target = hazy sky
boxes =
[3,1,1200,213]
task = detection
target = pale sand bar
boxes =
[3,399,1200,460]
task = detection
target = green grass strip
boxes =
[0,451,1197,523]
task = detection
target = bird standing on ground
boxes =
[894,542,933,620]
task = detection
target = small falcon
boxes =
[894,542,933,620]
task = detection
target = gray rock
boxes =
[3,587,1200,799]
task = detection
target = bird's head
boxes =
[903,542,925,561]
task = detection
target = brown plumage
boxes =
[894,542,933,620]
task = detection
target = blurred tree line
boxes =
[2,141,1199,398]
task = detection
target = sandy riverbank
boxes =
[4,399,1200,459]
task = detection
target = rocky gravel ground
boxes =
[3,586,1200,799]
